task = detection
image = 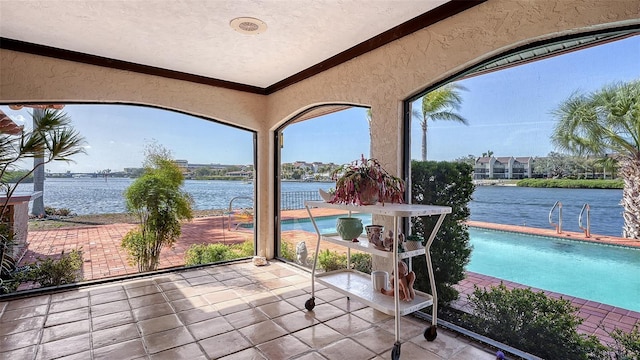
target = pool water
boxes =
[281,215,640,312]
[468,227,640,312]
[284,213,372,234]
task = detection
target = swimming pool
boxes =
[468,227,640,312]
[281,215,640,312]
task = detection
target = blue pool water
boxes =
[468,227,640,312]
[283,215,640,312]
[284,213,372,234]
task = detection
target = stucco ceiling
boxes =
[0,0,451,89]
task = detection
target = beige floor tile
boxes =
[92,323,140,349]
[198,330,252,359]
[377,316,426,341]
[324,314,372,336]
[36,333,90,360]
[202,289,238,304]
[149,342,207,360]
[42,319,90,343]
[50,290,88,303]
[137,313,183,335]
[286,294,325,311]
[4,295,49,311]
[143,326,195,354]
[124,284,160,298]
[187,316,234,340]
[314,288,347,303]
[319,338,376,360]
[90,299,130,317]
[90,289,127,305]
[93,338,147,360]
[379,341,441,360]
[45,307,89,327]
[176,305,219,325]
[256,299,299,318]
[411,330,469,358]
[1,305,48,322]
[351,326,396,354]
[292,323,343,349]
[222,276,254,287]
[350,307,392,324]
[308,302,347,322]
[55,349,91,360]
[329,298,367,313]
[243,292,281,307]
[132,302,174,321]
[273,310,319,333]
[291,352,328,360]
[0,316,45,336]
[0,345,37,359]
[270,285,307,299]
[218,347,267,360]
[450,344,496,360]
[123,278,156,290]
[257,334,311,359]
[215,298,251,315]
[0,328,41,352]
[239,319,288,345]
[171,295,209,312]
[224,307,270,329]
[48,296,89,313]
[128,293,167,309]
[92,310,135,331]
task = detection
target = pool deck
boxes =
[19,209,640,346]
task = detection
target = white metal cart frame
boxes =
[303,201,451,360]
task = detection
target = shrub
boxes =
[280,241,296,262]
[318,249,346,272]
[606,324,640,359]
[349,252,371,274]
[44,207,73,216]
[18,249,84,288]
[229,240,254,258]
[410,161,473,305]
[465,283,606,359]
[184,244,231,266]
[122,142,193,272]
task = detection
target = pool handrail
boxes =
[549,201,562,234]
[579,203,591,238]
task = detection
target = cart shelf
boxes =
[316,269,433,316]
[318,234,427,259]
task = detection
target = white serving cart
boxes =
[303,200,451,360]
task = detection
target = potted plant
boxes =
[329,155,405,205]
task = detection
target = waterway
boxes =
[15,178,625,237]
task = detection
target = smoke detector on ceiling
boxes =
[230,17,267,35]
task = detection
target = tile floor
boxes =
[0,261,496,360]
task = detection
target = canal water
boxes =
[15,178,624,237]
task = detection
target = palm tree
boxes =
[551,80,640,239]
[1,108,86,215]
[413,83,468,161]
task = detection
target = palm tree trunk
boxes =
[31,108,45,217]
[421,122,427,161]
[619,157,640,239]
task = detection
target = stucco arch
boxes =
[1,0,639,259]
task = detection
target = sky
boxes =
[2,35,639,173]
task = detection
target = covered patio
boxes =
[1,0,639,358]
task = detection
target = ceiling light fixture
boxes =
[229,17,267,35]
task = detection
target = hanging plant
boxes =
[329,155,405,205]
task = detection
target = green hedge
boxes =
[411,161,473,305]
[517,179,623,189]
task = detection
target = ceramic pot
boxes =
[335,217,363,240]
[358,182,379,205]
[365,224,385,248]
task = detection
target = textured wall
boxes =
[1,0,638,260]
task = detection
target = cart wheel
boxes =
[391,342,401,360]
[304,297,315,311]
[424,325,437,341]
